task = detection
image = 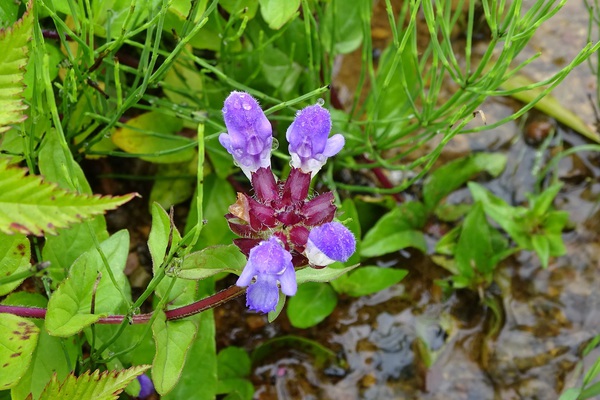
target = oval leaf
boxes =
[287,282,337,328]
[178,245,247,280]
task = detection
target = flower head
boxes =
[219,91,273,179]
[286,103,345,177]
[236,237,296,313]
[304,222,356,266]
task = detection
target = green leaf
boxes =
[531,234,550,269]
[0,314,39,390]
[150,161,196,209]
[468,182,529,248]
[221,0,259,19]
[529,183,563,217]
[151,310,200,395]
[423,153,507,211]
[111,112,195,163]
[0,1,32,133]
[161,280,217,400]
[559,388,581,400]
[45,230,131,337]
[581,381,600,399]
[218,347,251,379]
[178,245,247,280]
[148,202,183,274]
[287,282,337,328]
[295,264,358,284]
[39,130,109,283]
[261,46,302,95]
[319,0,364,54]
[331,266,408,297]
[90,0,152,38]
[0,160,135,236]
[455,202,494,279]
[361,229,427,258]
[9,304,78,400]
[0,232,30,295]
[0,1,19,28]
[33,365,150,400]
[361,201,427,257]
[258,0,299,30]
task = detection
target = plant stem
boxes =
[0,285,246,324]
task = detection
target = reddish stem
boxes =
[0,285,246,324]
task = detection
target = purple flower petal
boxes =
[246,276,279,313]
[220,91,273,179]
[305,222,356,266]
[137,374,154,399]
[286,103,344,177]
[236,237,296,313]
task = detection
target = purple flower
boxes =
[219,91,273,179]
[137,374,154,399]
[304,222,356,266]
[286,103,345,177]
[236,237,297,313]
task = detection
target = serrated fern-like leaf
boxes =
[0,160,138,236]
[30,365,151,400]
[0,0,32,133]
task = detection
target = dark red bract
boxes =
[226,167,336,267]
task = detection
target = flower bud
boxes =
[304,222,356,266]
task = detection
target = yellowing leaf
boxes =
[32,365,150,400]
[0,232,30,296]
[0,314,39,390]
[0,0,33,133]
[111,112,196,163]
[0,160,136,236]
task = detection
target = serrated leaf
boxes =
[5,293,77,400]
[32,365,150,400]
[111,112,195,163]
[0,1,32,133]
[46,230,131,337]
[0,231,30,295]
[0,314,39,390]
[0,160,136,236]
[287,282,337,328]
[178,245,247,280]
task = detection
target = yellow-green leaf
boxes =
[0,160,136,236]
[32,365,150,400]
[0,0,32,133]
[0,314,39,390]
[111,112,195,163]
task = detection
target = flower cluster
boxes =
[219,91,356,313]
